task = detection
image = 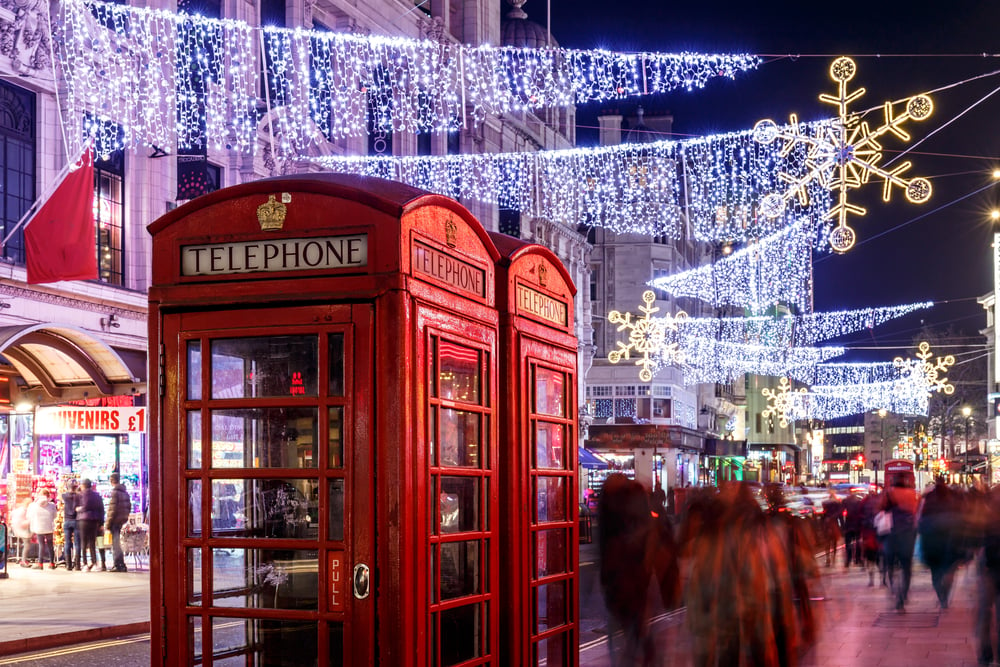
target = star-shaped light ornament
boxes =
[893,341,955,395]
[607,290,687,382]
[761,377,807,428]
[753,56,933,253]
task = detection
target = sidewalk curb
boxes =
[0,621,150,657]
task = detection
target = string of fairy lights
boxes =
[54,0,760,156]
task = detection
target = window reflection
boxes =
[536,477,565,522]
[535,528,566,578]
[187,340,201,400]
[439,409,480,468]
[534,367,565,417]
[438,340,480,403]
[210,617,318,665]
[439,541,479,600]
[187,411,202,469]
[328,333,345,396]
[211,479,318,539]
[212,549,318,610]
[211,336,318,399]
[535,422,564,469]
[210,408,318,469]
[439,477,479,533]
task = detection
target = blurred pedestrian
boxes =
[10,498,32,567]
[27,490,57,569]
[77,478,104,572]
[977,485,1000,666]
[62,480,81,570]
[105,473,131,572]
[882,476,919,612]
[819,490,843,567]
[860,490,882,586]
[918,478,961,609]
[598,473,676,666]
[842,492,864,568]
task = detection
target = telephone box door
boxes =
[160,303,374,666]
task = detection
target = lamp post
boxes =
[877,408,887,488]
[963,405,972,485]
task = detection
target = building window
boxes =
[498,206,519,238]
[0,80,34,266]
[95,149,125,286]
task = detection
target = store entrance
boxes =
[160,303,373,665]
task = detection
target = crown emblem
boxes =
[537,263,547,287]
[445,218,457,248]
[257,194,287,231]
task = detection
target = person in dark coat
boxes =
[976,486,1000,665]
[105,473,132,572]
[841,492,864,568]
[61,480,81,570]
[76,478,105,572]
[883,477,919,612]
[918,478,961,608]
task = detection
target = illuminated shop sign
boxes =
[515,284,567,326]
[35,406,147,434]
[181,235,368,276]
[412,242,485,297]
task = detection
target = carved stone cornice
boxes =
[0,282,147,320]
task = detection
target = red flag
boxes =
[25,149,98,285]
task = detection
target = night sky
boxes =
[544,1,1000,364]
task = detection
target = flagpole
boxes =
[1,143,91,250]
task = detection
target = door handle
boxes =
[353,563,370,599]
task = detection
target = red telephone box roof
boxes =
[149,173,498,258]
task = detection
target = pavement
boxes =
[0,557,150,656]
[0,545,993,666]
[580,550,990,667]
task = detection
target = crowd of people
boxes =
[8,473,133,573]
[595,473,1000,667]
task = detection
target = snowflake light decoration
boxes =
[607,290,687,382]
[753,56,933,253]
[761,377,807,428]
[893,341,955,395]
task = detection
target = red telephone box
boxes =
[491,233,579,667]
[148,174,514,665]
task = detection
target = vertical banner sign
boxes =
[328,551,344,612]
[995,232,1000,387]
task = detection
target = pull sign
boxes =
[353,563,370,600]
[328,551,344,612]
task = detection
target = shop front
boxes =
[0,324,146,532]
[745,444,801,484]
[584,423,704,494]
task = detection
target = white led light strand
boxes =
[677,338,845,384]
[788,361,905,386]
[650,218,822,314]
[54,0,760,155]
[673,301,932,348]
[791,372,929,419]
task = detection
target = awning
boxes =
[0,323,146,404]
[578,447,608,469]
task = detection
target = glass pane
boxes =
[212,549,319,610]
[440,604,480,666]
[535,528,567,578]
[211,618,318,665]
[211,479,319,539]
[211,336,318,399]
[536,477,566,523]
[188,548,203,606]
[328,407,343,468]
[439,409,480,468]
[535,422,565,469]
[534,367,565,417]
[187,340,202,400]
[328,333,344,396]
[210,408,318,468]
[188,480,202,537]
[187,411,202,469]
[439,540,479,600]
[439,477,479,534]
[189,616,202,660]
[328,478,344,541]
[535,581,567,632]
[329,623,343,666]
[534,632,567,667]
[439,340,480,404]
